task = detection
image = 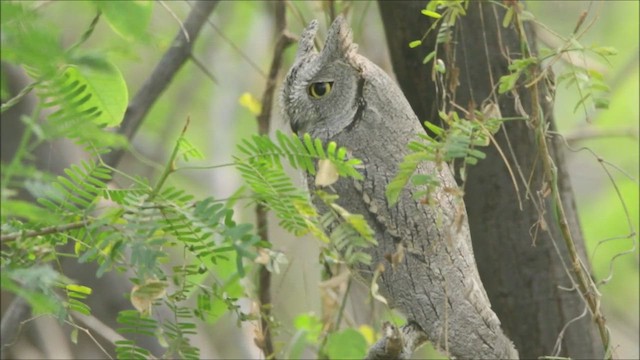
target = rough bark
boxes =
[378,1,603,358]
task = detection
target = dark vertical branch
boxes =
[377,1,603,358]
[255,2,294,358]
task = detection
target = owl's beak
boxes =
[290,119,300,134]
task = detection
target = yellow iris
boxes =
[308,82,333,98]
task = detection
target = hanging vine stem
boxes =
[510,7,611,357]
[529,77,610,356]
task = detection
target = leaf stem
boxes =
[333,276,352,330]
[1,104,41,191]
[66,11,101,54]
[0,81,40,114]
[149,117,190,200]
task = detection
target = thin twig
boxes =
[255,2,295,359]
[188,1,266,79]
[149,117,191,200]
[189,54,218,84]
[159,1,190,43]
[565,126,639,143]
[0,81,39,114]
[1,220,88,242]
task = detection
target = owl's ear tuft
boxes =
[320,15,358,63]
[296,19,319,59]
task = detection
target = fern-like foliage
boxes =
[162,303,200,360]
[2,127,272,360]
[236,131,377,268]
[236,131,364,236]
[116,310,156,359]
[386,110,503,204]
[3,2,128,149]
[9,58,128,152]
[37,159,111,218]
[3,6,376,358]
[235,156,310,234]
[315,191,377,266]
[238,131,363,179]
[1,3,255,359]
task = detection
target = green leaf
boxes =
[66,284,93,295]
[421,9,442,19]
[324,328,368,360]
[70,327,79,344]
[96,1,153,41]
[293,312,323,343]
[424,121,444,136]
[386,152,425,205]
[1,267,67,317]
[592,46,618,57]
[206,266,243,324]
[178,138,205,162]
[409,40,422,48]
[502,6,514,28]
[68,298,91,315]
[0,199,60,225]
[422,50,436,64]
[0,3,64,74]
[498,73,519,94]
[594,97,610,109]
[66,57,128,126]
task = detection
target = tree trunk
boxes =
[377,1,604,358]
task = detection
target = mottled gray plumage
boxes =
[281,16,518,359]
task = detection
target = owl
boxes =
[280,16,518,359]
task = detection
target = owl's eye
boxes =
[308,82,333,98]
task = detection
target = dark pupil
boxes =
[312,83,328,96]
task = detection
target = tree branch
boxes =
[255,2,295,359]
[103,0,219,168]
[378,2,605,357]
[1,220,88,242]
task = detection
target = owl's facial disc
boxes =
[282,16,365,139]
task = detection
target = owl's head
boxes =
[281,16,364,139]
